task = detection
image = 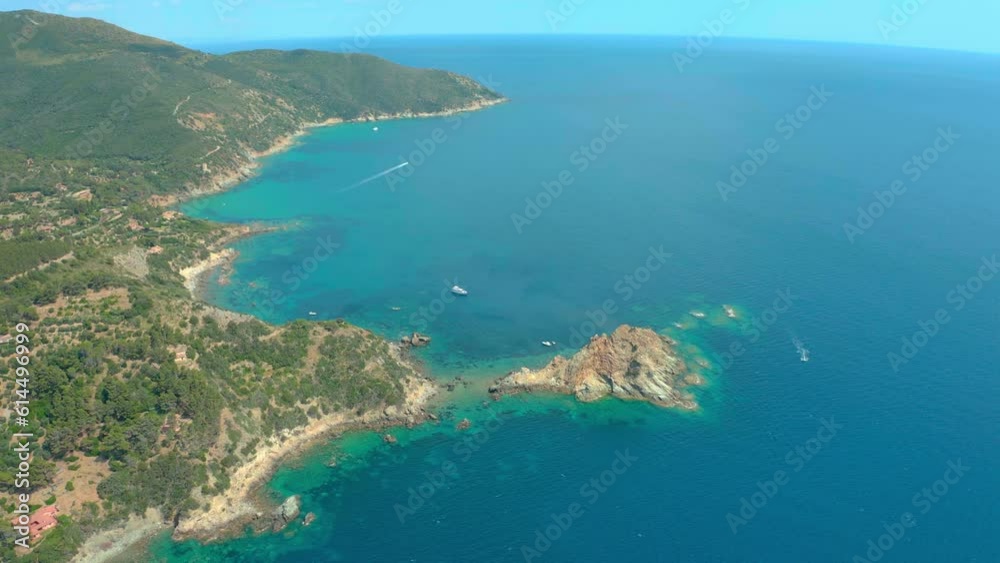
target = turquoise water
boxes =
[156,37,1000,561]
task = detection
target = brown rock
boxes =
[401,333,432,347]
[491,325,701,410]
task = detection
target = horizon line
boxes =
[6,8,1000,58]
[177,33,1000,58]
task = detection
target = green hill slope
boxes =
[0,10,502,204]
[0,10,502,559]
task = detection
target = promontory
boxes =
[491,326,704,410]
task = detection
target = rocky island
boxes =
[491,326,704,410]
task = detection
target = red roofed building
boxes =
[10,505,60,539]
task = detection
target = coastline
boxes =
[172,96,509,302]
[71,509,167,563]
[130,97,504,548]
[61,96,507,561]
[153,97,509,209]
[70,378,438,561]
[178,248,237,297]
[172,375,439,542]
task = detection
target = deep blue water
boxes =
[156,37,1000,562]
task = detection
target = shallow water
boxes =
[155,37,1000,562]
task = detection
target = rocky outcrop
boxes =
[172,375,438,542]
[272,495,301,531]
[401,333,432,347]
[491,325,701,410]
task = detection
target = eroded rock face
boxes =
[272,495,301,531]
[491,326,700,410]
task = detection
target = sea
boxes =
[148,36,1000,562]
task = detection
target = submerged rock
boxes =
[491,325,701,410]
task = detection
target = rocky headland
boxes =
[171,373,438,542]
[491,325,703,410]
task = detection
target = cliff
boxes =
[491,326,703,410]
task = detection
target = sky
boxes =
[4,0,1000,54]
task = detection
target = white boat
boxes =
[542,341,554,347]
[373,126,379,132]
[451,285,469,296]
[308,311,317,316]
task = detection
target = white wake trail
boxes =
[339,162,411,193]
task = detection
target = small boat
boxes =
[689,311,706,319]
[390,306,402,311]
[542,341,554,347]
[308,311,317,316]
[793,338,810,362]
[373,126,380,132]
[451,285,469,296]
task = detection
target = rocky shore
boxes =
[163,96,505,543]
[178,248,237,296]
[172,375,438,542]
[491,325,703,410]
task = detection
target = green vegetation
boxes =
[0,9,501,218]
[0,8,496,560]
[0,240,71,279]
[0,238,420,560]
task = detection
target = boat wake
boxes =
[792,337,810,362]
[339,162,411,192]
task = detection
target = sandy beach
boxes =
[178,248,237,297]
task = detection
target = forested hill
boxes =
[0,9,502,208]
[0,10,501,560]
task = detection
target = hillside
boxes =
[0,10,502,230]
[0,10,501,561]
